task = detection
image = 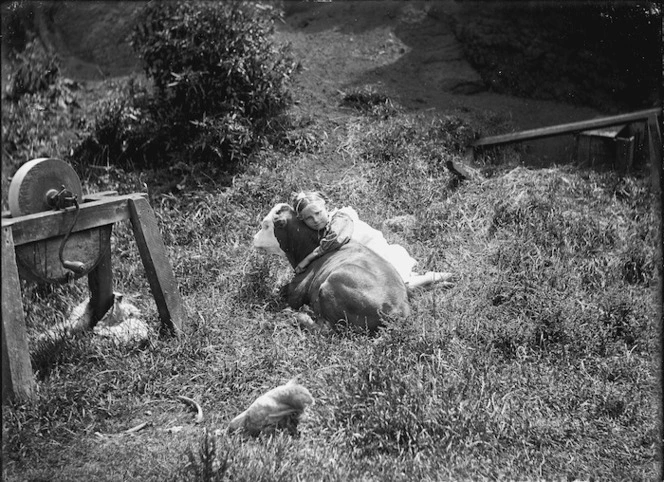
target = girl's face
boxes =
[299,201,329,230]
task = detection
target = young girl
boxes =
[292,191,454,289]
[292,191,354,274]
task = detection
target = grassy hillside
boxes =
[2,86,661,479]
[2,4,661,481]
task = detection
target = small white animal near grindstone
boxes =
[228,380,314,436]
[39,292,149,346]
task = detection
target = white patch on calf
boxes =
[253,203,288,257]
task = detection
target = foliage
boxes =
[70,77,168,170]
[1,1,53,57]
[4,40,60,100]
[100,0,298,169]
[69,1,297,171]
[454,2,661,111]
[1,53,81,208]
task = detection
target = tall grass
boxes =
[2,62,660,482]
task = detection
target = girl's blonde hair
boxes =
[292,191,327,217]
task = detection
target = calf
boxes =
[254,203,410,331]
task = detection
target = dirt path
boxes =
[277,1,601,166]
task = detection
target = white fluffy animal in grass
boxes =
[39,292,149,346]
[228,380,314,436]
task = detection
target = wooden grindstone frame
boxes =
[2,159,186,403]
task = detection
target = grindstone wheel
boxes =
[8,158,83,217]
[8,158,110,283]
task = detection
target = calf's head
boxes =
[253,203,320,268]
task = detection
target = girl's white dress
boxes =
[335,207,417,281]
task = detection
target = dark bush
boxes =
[1,1,48,58]
[72,1,297,171]
[1,40,80,203]
[4,40,60,100]
[124,0,298,168]
[74,98,163,170]
[453,3,661,112]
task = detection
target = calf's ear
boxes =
[273,205,292,229]
[274,214,287,229]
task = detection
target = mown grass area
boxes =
[2,71,661,481]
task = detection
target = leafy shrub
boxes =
[120,0,298,169]
[2,93,60,176]
[72,82,167,169]
[1,1,34,55]
[132,1,295,122]
[4,40,60,100]
[453,3,661,111]
[1,44,81,207]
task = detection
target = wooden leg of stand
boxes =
[647,115,662,195]
[128,197,186,335]
[2,226,36,403]
[87,226,114,325]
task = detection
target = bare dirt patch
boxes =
[275,1,602,165]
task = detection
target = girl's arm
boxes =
[294,249,322,274]
[319,211,354,251]
[294,212,354,274]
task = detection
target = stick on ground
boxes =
[177,395,204,424]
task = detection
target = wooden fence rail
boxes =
[471,107,661,148]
